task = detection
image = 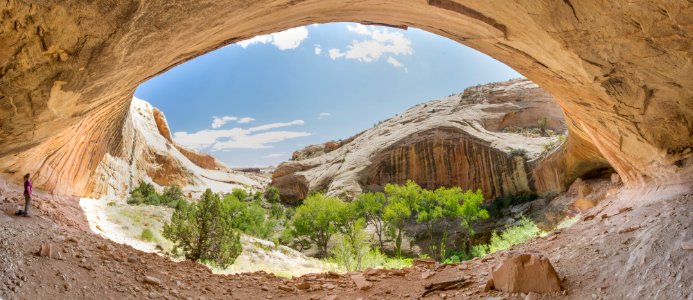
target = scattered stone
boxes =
[618,207,633,214]
[610,173,621,184]
[547,235,558,241]
[412,258,438,268]
[600,214,609,220]
[38,243,52,257]
[143,275,162,286]
[261,285,269,291]
[421,271,435,279]
[525,291,539,300]
[323,283,336,290]
[582,214,595,221]
[350,273,372,290]
[296,281,311,290]
[278,285,294,292]
[681,240,693,250]
[617,226,640,234]
[490,253,561,293]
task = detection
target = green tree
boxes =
[162,184,185,207]
[163,189,242,268]
[289,193,345,258]
[264,186,281,203]
[231,188,250,202]
[127,180,159,205]
[353,192,387,250]
[538,116,548,136]
[458,189,490,252]
[383,181,421,257]
[415,189,443,258]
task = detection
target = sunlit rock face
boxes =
[85,98,261,201]
[272,79,575,202]
[0,0,691,196]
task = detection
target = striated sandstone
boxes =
[273,79,577,201]
[85,98,261,200]
[0,0,691,196]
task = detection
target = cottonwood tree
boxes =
[353,192,387,250]
[289,193,346,258]
[383,181,421,257]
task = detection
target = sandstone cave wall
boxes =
[0,0,691,196]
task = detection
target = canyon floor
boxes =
[0,182,690,300]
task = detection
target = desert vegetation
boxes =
[126,180,564,274]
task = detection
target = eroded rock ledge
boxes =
[272,79,584,202]
[0,0,691,196]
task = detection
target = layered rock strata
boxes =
[272,79,582,202]
[85,98,261,201]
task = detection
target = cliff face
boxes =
[85,98,261,201]
[0,0,691,196]
[272,79,586,203]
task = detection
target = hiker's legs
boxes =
[23,195,31,216]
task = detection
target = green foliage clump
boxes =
[487,217,543,253]
[140,228,157,243]
[508,147,528,158]
[537,116,548,136]
[264,186,281,203]
[163,189,242,268]
[127,181,186,208]
[288,193,346,258]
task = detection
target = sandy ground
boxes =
[0,181,691,300]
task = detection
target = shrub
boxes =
[264,186,281,203]
[508,147,527,158]
[487,217,543,253]
[163,189,242,268]
[538,117,548,136]
[140,228,157,243]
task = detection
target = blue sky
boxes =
[134,23,521,167]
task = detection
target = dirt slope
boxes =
[1,180,690,300]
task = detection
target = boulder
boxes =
[489,253,561,293]
[350,273,372,290]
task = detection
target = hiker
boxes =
[22,173,32,217]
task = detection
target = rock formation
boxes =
[0,0,691,198]
[273,79,580,202]
[85,98,262,201]
[487,253,562,294]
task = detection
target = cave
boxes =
[1,1,692,299]
[1,1,691,196]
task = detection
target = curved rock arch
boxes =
[1,0,691,196]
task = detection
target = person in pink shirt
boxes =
[22,173,32,217]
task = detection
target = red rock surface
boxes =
[489,253,562,293]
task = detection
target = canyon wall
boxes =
[272,79,585,202]
[0,0,691,197]
[85,98,262,201]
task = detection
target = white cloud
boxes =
[328,24,412,68]
[248,120,304,132]
[264,153,286,158]
[237,117,255,124]
[386,56,404,68]
[212,116,238,128]
[314,44,322,55]
[174,119,309,151]
[211,115,256,128]
[329,48,345,60]
[238,26,309,50]
[318,112,331,120]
